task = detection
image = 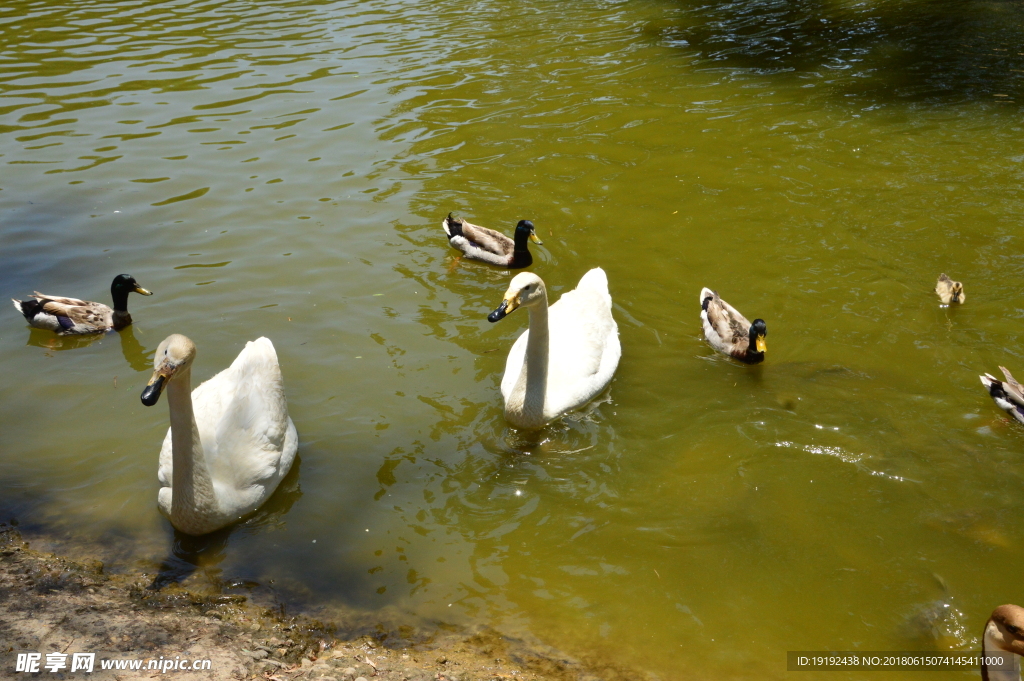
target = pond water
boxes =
[3,0,1024,678]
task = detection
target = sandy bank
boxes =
[0,523,604,681]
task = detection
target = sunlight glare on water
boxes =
[3,0,1024,678]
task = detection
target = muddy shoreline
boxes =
[0,523,622,681]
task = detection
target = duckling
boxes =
[982,604,1024,681]
[935,274,965,305]
[12,274,152,334]
[980,366,1024,426]
[700,288,766,364]
[442,213,541,268]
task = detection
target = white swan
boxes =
[487,268,620,429]
[140,334,298,536]
[982,604,1024,681]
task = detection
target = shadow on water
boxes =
[148,456,304,591]
[148,527,232,591]
[17,324,153,368]
[23,328,104,352]
[658,0,1024,104]
[118,325,155,372]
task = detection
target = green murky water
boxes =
[4,0,1024,678]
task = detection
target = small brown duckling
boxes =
[935,273,964,305]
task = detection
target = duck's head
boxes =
[111,274,152,297]
[985,605,1024,655]
[950,280,964,303]
[514,220,542,245]
[488,272,546,322]
[750,319,767,353]
[141,334,196,406]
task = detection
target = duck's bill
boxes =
[135,285,153,295]
[756,335,767,353]
[529,231,543,245]
[140,373,166,406]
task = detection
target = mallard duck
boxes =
[935,274,964,305]
[980,366,1024,426]
[12,274,152,334]
[141,334,298,536]
[487,268,620,429]
[699,288,766,364]
[442,213,541,268]
[982,605,1024,680]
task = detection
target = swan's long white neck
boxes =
[983,620,1022,681]
[506,293,549,429]
[166,366,218,534]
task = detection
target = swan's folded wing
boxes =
[157,368,233,490]
[157,428,173,487]
[547,279,617,382]
[210,338,293,492]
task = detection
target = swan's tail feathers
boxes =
[700,287,716,309]
[232,336,283,376]
[578,267,609,295]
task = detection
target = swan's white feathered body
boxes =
[145,335,297,536]
[492,268,620,429]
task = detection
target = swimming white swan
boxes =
[982,604,1024,681]
[487,268,620,429]
[140,334,298,536]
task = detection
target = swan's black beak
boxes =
[489,293,521,322]
[488,300,509,323]
[141,373,166,406]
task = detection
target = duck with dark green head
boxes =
[700,287,767,364]
[12,273,152,334]
[442,213,541,268]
